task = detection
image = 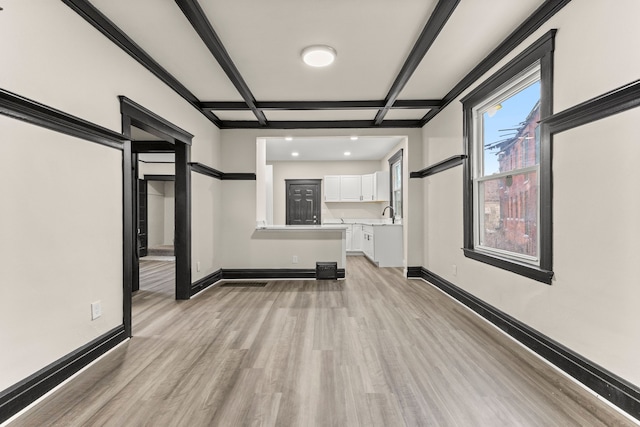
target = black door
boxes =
[286,179,321,225]
[137,179,148,258]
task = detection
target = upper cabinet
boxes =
[361,171,389,202]
[339,175,362,202]
[324,176,341,202]
[324,172,389,202]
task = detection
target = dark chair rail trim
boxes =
[407,266,640,420]
[541,79,640,134]
[0,88,126,150]
[189,163,256,181]
[410,155,467,179]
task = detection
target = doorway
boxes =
[120,96,193,337]
[285,179,321,225]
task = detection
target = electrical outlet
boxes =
[196,261,201,272]
[452,264,457,277]
[292,255,299,264]
[91,301,102,320]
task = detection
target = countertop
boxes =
[256,223,348,231]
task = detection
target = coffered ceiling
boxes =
[63,0,564,129]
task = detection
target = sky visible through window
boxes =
[483,81,540,175]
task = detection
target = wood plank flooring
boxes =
[10,257,636,426]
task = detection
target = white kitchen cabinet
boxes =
[362,225,374,259]
[324,175,341,201]
[340,175,362,201]
[362,224,403,267]
[351,224,363,251]
[345,225,353,251]
[361,171,390,202]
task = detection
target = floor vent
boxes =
[219,281,268,287]
[316,262,338,280]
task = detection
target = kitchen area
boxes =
[255,135,407,272]
[322,171,403,267]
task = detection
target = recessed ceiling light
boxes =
[344,151,351,156]
[291,152,299,157]
[350,136,358,141]
[301,45,337,67]
[285,136,293,141]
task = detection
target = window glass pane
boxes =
[482,81,540,176]
[479,170,538,258]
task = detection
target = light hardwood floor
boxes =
[10,257,635,426]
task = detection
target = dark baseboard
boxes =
[190,269,223,296]
[0,325,127,424]
[407,266,640,421]
[221,268,346,280]
[190,268,346,296]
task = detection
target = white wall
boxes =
[221,128,423,268]
[419,0,640,387]
[163,182,175,246]
[0,0,222,390]
[147,181,167,247]
[0,118,123,390]
[191,172,222,281]
[269,160,385,224]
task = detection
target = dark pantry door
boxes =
[286,179,321,225]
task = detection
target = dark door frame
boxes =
[120,96,193,337]
[285,179,321,225]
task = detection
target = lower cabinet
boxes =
[352,224,363,251]
[362,225,374,259]
[345,225,352,251]
[362,225,403,267]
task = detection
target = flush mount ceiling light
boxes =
[350,136,358,141]
[301,45,336,67]
[344,151,351,156]
[291,152,299,157]
[285,136,293,141]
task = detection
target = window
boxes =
[461,31,555,284]
[388,149,403,218]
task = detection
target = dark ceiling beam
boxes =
[374,0,461,125]
[419,0,572,126]
[175,0,267,125]
[199,99,442,111]
[61,0,222,128]
[218,120,422,130]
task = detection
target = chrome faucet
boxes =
[340,218,344,224]
[382,205,395,224]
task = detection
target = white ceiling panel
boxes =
[199,0,438,101]
[264,110,376,122]
[91,0,243,101]
[211,110,261,121]
[401,0,545,99]
[384,109,431,121]
[266,136,403,161]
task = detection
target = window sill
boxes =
[462,248,553,285]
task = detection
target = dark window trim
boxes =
[461,30,555,285]
[388,149,403,218]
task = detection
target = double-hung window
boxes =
[389,149,403,219]
[461,30,555,284]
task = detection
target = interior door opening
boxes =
[120,96,193,337]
